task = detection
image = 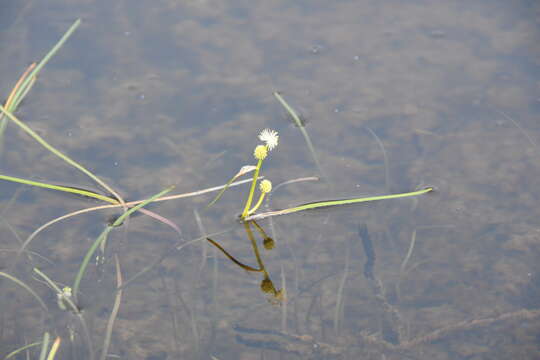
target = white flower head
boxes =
[259,128,279,151]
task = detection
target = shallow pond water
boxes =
[1,1,539,359]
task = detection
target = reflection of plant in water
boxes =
[263,236,275,250]
[207,220,283,304]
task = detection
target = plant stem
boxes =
[241,158,263,218]
[248,192,266,215]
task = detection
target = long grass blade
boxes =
[38,333,50,360]
[2,21,80,148]
[0,19,125,207]
[4,341,42,360]
[0,271,48,311]
[10,19,81,110]
[0,106,125,205]
[11,75,37,112]
[245,187,433,221]
[46,337,61,360]
[0,63,36,152]
[1,63,36,120]
[0,174,118,204]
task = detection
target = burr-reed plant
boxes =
[238,129,278,218]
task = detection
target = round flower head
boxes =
[259,179,272,194]
[254,145,268,160]
[258,128,279,151]
[62,286,73,298]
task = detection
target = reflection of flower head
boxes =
[263,237,275,250]
[260,277,274,293]
[254,145,268,160]
[259,179,272,194]
[258,129,279,151]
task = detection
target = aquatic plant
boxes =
[240,129,279,218]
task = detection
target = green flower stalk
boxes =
[241,129,278,218]
[241,145,266,218]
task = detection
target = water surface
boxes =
[1,1,539,359]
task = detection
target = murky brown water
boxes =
[1,1,539,359]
